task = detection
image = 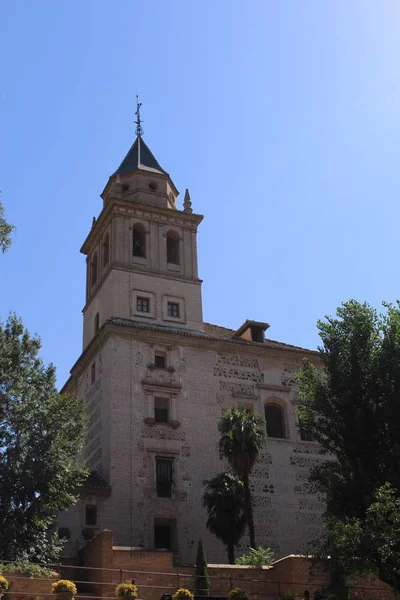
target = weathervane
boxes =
[135,95,143,137]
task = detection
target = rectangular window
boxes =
[154,524,172,550]
[154,351,166,369]
[91,362,96,384]
[167,302,180,318]
[85,504,97,526]
[156,457,174,498]
[137,297,150,313]
[154,398,170,423]
[154,519,177,551]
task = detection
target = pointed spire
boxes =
[112,137,167,177]
[183,188,193,213]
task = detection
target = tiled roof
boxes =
[112,136,167,177]
[107,317,316,355]
[235,319,270,336]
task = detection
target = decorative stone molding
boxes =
[214,366,264,382]
[257,382,291,394]
[217,353,259,369]
[219,381,258,397]
[141,381,181,393]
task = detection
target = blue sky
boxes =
[1,1,400,386]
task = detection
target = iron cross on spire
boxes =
[135,95,143,137]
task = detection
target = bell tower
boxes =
[81,101,204,350]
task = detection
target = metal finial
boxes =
[135,95,143,137]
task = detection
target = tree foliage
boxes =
[195,539,209,596]
[235,546,274,567]
[218,407,266,548]
[297,300,400,592]
[0,314,88,561]
[203,472,246,564]
[0,199,14,253]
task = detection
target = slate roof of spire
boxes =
[112,135,167,177]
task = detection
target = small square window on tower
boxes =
[154,397,170,423]
[167,302,180,318]
[154,351,166,369]
[137,297,150,313]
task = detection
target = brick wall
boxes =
[80,531,397,600]
[3,571,58,600]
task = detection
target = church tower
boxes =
[61,101,321,565]
[81,100,204,350]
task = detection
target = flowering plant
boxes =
[0,577,9,592]
[229,589,249,600]
[172,589,194,600]
[115,584,138,597]
[52,580,77,595]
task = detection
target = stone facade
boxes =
[59,132,324,565]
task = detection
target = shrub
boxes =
[172,589,194,600]
[235,546,274,567]
[195,540,209,596]
[115,584,138,597]
[280,594,295,600]
[0,562,56,578]
[228,589,249,600]
[0,576,9,592]
[52,580,77,595]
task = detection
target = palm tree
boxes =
[203,472,246,564]
[218,407,266,548]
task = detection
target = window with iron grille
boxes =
[156,457,174,498]
[167,302,180,318]
[265,404,285,438]
[154,398,169,423]
[137,297,150,313]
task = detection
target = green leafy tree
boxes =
[0,314,88,561]
[218,407,266,549]
[297,300,400,593]
[235,546,274,567]
[0,199,14,253]
[195,539,209,596]
[203,472,246,564]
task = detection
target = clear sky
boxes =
[1,1,400,387]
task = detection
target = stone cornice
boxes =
[81,197,203,255]
[82,263,202,314]
[62,320,319,393]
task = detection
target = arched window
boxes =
[102,233,109,268]
[265,404,285,439]
[94,312,99,334]
[133,225,146,258]
[90,253,98,287]
[166,231,180,265]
